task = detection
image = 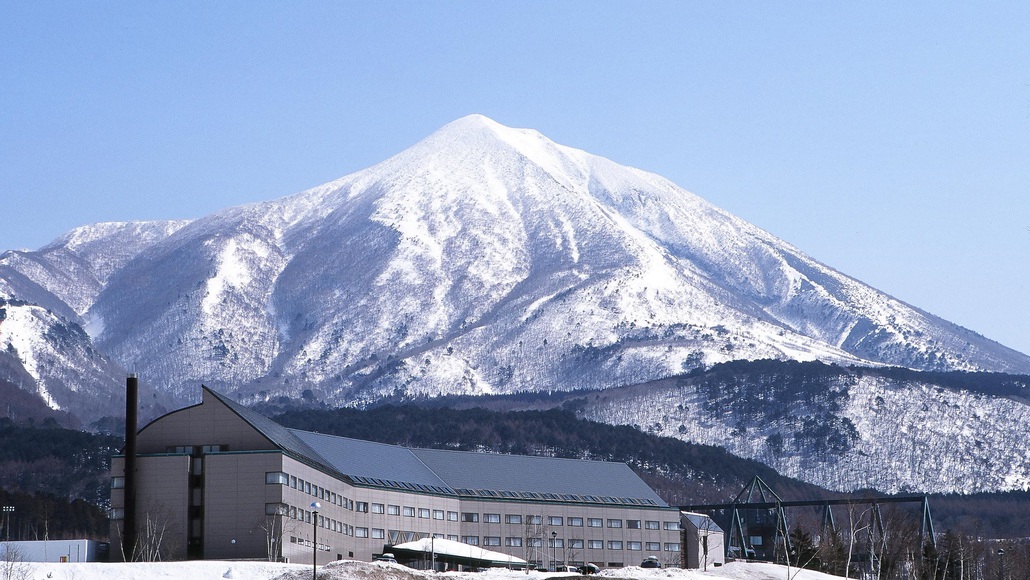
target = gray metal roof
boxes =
[289,430,454,493]
[411,448,667,506]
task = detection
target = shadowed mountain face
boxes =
[1,116,1028,455]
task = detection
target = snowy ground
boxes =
[19,559,849,580]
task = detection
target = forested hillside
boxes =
[0,418,119,540]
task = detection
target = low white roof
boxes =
[391,537,528,565]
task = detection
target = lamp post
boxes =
[2,506,13,541]
[997,547,1005,580]
[551,531,557,572]
[310,502,321,580]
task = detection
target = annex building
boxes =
[110,387,683,568]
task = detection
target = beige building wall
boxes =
[112,390,685,568]
[135,398,275,454]
[109,454,191,561]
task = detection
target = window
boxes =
[664,543,680,552]
[447,535,458,542]
[483,536,501,547]
[356,502,369,513]
[447,511,458,521]
[111,476,125,489]
[568,517,583,527]
[505,514,522,524]
[645,521,660,530]
[484,513,501,523]
[461,512,479,523]
[608,541,623,550]
[587,518,603,528]
[527,515,542,525]
[549,538,564,548]
[527,538,543,547]
[548,516,563,526]
[569,539,584,549]
[663,521,679,531]
[372,503,385,514]
[627,541,641,551]
[646,542,661,552]
[462,536,479,546]
[419,508,431,519]
[266,503,287,516]
[506,537,523,547]
[372,529,385,539]
[587,540,603,550]
[109,508,125,520]
[607,519,622,528]
[388,505,400,515]
[305,481,312,495]
[355,527,369,538]
[627,520,641,529]
[291,476,297,489]
[403,506,415,517]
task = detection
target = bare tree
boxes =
[0,544,30,580]
[782,525,820,580]
[257,505,298,562]
[115,499,180,562]
[523,520,548,569]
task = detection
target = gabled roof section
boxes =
[682,511,724,534]
[202,387,335,473]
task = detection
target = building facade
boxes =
[110,387,682,567]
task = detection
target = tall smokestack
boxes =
[123,373,138,560]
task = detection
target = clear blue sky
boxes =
[2,2,1028,355]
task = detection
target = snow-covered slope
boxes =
[1,115,1028,450]
[573,364,1030,494]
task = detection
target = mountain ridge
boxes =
[1,115,1028,494]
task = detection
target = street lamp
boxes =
[2,506,13,541]
[310,502,321,580]
[997,548,1005,580]
[551,531,557,572]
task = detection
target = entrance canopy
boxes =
[390,537,528,569]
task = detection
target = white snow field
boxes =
[19,559,847,580]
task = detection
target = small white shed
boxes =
[681,512,725,570]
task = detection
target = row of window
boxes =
[461,513,678,531]
[267,471,352,510]
[268,473,680,539]
[271,503,355,536]
[358,502,460,521]
[457,536,679,552]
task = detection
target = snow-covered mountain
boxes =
[560,361,1030,494]
[2,116,1029,482]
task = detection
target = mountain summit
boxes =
[2,115,1029,417]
